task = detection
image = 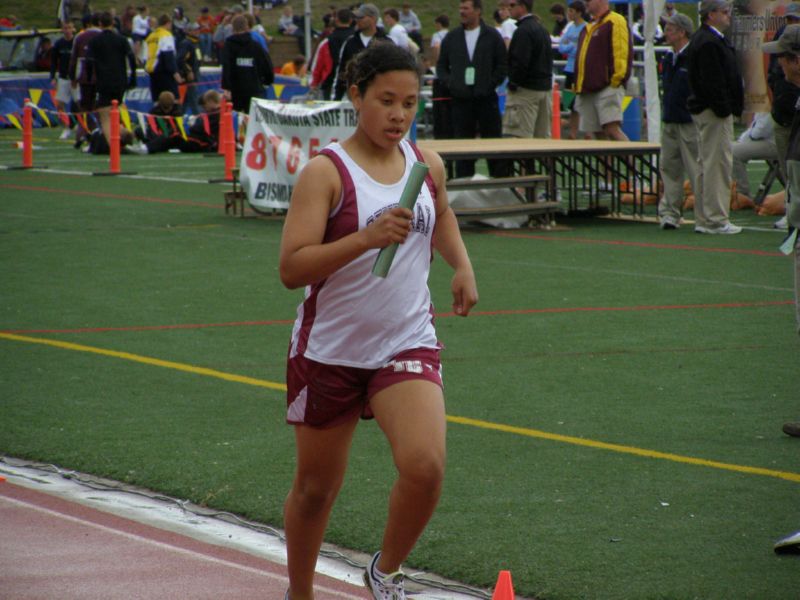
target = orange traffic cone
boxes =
[492,570,515,600]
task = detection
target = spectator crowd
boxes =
[6,0,799,239]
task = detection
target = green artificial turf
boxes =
[1,128,798,599]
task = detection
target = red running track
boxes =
[0,480,369,599]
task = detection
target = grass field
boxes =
[1,126,799,599]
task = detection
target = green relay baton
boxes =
[371,161,429,278]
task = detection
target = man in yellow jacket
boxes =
[145,14,182,105]
[574,0,632,140]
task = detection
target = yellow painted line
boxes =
[447,415,800,483]
[0,332,286,391]
[3,332,799,483]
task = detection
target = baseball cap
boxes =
[666,13,693,35]
[353,3,379,19]
[786,2,800,19]
[763,23,800,55]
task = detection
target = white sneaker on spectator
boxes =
[695,223,741,234]
[774,216,788,230]
[128,143,149,155]
[363,552,406,599]
[660,216,680,230]
[709,223,742,234]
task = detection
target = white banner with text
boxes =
[239,100,358,211]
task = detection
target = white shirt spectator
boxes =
[399,8,422,34]
[387,22,410,49]
[464,27,480,60]
[498,17,516,44]
[430,28,448,49]
[133,14,149,37]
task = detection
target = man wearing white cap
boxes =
[686,0,743,234]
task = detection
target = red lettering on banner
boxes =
[269,135,282,169]
[246,132,267,170]
[286,136,302,174]
[309,137,320,158]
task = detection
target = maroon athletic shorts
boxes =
[286,347,443,428]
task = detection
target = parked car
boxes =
[0,29,61,71]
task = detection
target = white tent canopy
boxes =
[643,0,668,143]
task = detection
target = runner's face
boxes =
[351,70,419,149]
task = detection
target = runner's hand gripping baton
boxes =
[371,161,429,278]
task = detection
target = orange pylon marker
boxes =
[223,102,236,182]
[218,101,228,155]
[551,83,561,140]
[109,99,122,174]
[0,475,6,482]
[93,100,135,176]
[22,98,33,167]
[5,98,47,170]
[492,570,515,600]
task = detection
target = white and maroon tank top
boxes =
[289,139,439,369]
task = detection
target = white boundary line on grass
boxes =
[1,166,214,185]
[479,257,794,292]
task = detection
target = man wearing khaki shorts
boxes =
[573,0,631,140]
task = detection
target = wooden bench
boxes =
[452,201,561,220]
[223,170,559,224]
[224,168,246,216]
[446,173,559,225]
[446,174,550,192]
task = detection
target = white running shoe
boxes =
[774,216,788,230]
[709,223,742,235]
[364,552,406,599]
[128,142,149,155]
[659,215,679,230]
[59,129,72,140]
[696,223,742,234]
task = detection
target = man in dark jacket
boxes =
[69,13,101,147]
[87,11,137,109]
[87,11,137,146]
[319,8,354,100]
[221,15,274,113]
[177,25,202,115]
[436,0,507,177]
[657,13,698,230]
[503,0,552,139]
[332,3,389,101]
[686,0,743,234]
